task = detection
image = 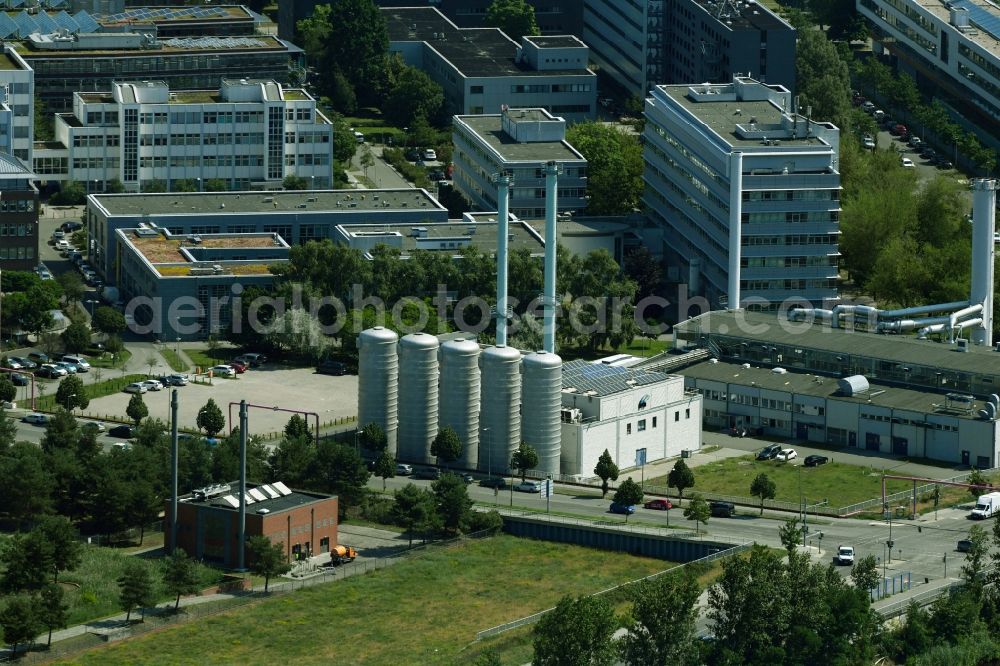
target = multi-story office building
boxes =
[0,46,34,168]
[97,5,260,37]
[857,0,1000,148]
[452,107,588,218]
[643,76,841,310]
[34,78,333,194]
[583,0,795,99]
[0,152,40,272]
[384,7,596,121]
[15,32,301,112]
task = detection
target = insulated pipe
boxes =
[949,303,983,325]
[971,179,997,346]
[917,323,947,339]
[788,308,834,323]
[495,174,511,346]
[727,151,743,309]
[878,316,952,333]
[542,161,559,354]
[949,318,984,344]
[879,300,970,320]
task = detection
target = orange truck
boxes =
[331,545,357,565]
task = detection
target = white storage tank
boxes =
[479,345,522,475]
[357,327,399,454]
[522,350,562,475]
[397,333,440,464]
[438,338,481,469]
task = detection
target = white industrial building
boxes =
[452,108,588,218]
[0,45,35,168]
[35,78,333,193]
[559,359,703,477]
[643,76,841,310]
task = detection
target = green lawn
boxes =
[646,455,919,509]
[59,536,671,665]
[614,337,670,357]
[183,349,229,371]
[35,374,147,412]
[158,347,189,372]
[88,349,132,370]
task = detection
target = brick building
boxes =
[165,480,339,568]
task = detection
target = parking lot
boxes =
[83,365,358,437]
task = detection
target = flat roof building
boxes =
[384,6,596,121]
[643,77,841,310]
[0,46,34,168]
[97,5,259,37]
[452,108,588,218]
[334,218,545,258]
[115,225,290,340]
[35,78,333,194]
[0,153,40,272]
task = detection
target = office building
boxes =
[0,153,40,272]
[16,32,302,112]
[583,0,795,99]
[34,78,333,194]
[384,7,596,121]
[452,108,588,217]
[0,46,34,168]
[857,0,1000,148]
[86,189,449,279]
[643,76,841,310]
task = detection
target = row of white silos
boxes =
[357,327,562,475]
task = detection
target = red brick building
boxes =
[165,481,339,569]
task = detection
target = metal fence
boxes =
[875,580,964,621]
[641,484,830,516]
[475,542,749,641]
[837,466,999,516]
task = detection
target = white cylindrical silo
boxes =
[521,350,562,475]
[357,326,399,454]
[438,339,481,469]
[970,179,997,346]
[479,345,522,475]
[398,332,440,464]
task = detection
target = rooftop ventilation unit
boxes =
[262,196,274,203]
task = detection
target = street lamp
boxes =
[86,299,97,319]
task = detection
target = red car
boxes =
[644,498,673,510]
[229,360,248,373]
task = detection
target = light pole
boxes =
[86,298,97,319]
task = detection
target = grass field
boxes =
[158,348,189,372]
[88,349,132,370]
[646,455,921,508]
[183,349,228,371]
[35,374,147,412]
[59,536,672,665]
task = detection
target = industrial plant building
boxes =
[583,0,796,99]
[383,7,597,121]
[34,78,334,193]
[0,153,40,272]
[114,226,290,340]
[857,0,1000,149]
[643,76,841,311]
[452,108,588,218]
[86,188,448,280]
[166,481,339,568]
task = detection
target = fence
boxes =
[875,580,964,621]
[641,483,832,516]
[837,465,1000,516]
[475,542,749,641]
[870,571,912,601]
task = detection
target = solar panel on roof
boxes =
[33,11,58,33]
[272,481,292,496]
[72,10,98,32]
[47,0,66,7]
[12,11,38,38]
[7,0,23,8]
[0,13,17,38]
[951,0,1000,41]
[248,488,267,502]
[259,484,281,498]
[243,493,255,504]
[220,494,239,508]
[51,10,78,32]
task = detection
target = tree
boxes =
[683,494,709,535]
[34,516,81,584]
[282,175,308,190]
[247,535,291,592]
[594,449,619,498]
[511,442,539,481]
[373,450,395,491]
[50,180,85,205]
[56,271,85,308]
[613,478,644,523]
[163,549,200,611]
[620,571,700,666]
[431,426,463,467]
[203,178,227,192]
[667,459,695,506]
[55,375,88,412]
[0,595,39,655]
[196,398,225,437]
[1,533,51,593]
[532,594,617,666]
[126,392,148,426]
[432,472,473,533]
[0,442,54,528]
[796,29,851,125]
[749,473,776,516]
[310,441,370,516]
[624,247,663,304]
[0,407,16,454]
[104,334,124,362]
[851,555,880,595]
[485,0,540,38]
[963,524,990,596]
[392,483,438,547]
[117,559,155,622]
[38,583,68,647]
[92,306,127,337]
[0,377,15,404]
[384,66,445,127]
[284,414,310,440]
[268,435,316,488]
[565,122,644,215]
[779,516,803,558]
[359,421,387,452]
[126,480,160,545]
[968,468,989,498]
[60,320,91,354]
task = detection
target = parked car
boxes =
[804,454,829,467]
[937,160,954,169]
[9,356,35,369]
[236,353,267,367]
[228,360,248,373]
[920,146,937,159]
[123,382,147,394]
[900,157,915,168]
[775,448,798,462]
[957,539,973,553]
[9,372,28,386]
[141,379,163,391]
[108,424,135,439]
[609,502,636,515]
[395,463,413,475]
[480,477,508,489]
[908,135,922,148]
[423,148,437,161]
[710,501,735,518]
[61,221,82,232]
[62,355,91,371]
[54,361,78,374]
[405,148,421,162]
[162,374,189,386]
[756,444,783,460]
[414,466,441,480]
[455,472,474,483]
[890,124,907,136]
[2,357,24,370]
[209,365,236,377]
[21,413,48,425]
[514,480,542,493]
[27,352,49,364]
[835,545,856,565]
[37,364,67,378]
[644,498,673,510]
[316,360,347,376]
[51,230,65,240]
[81,420,106,434]
[862,136,876,150]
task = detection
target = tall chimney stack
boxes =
[495,173,512,346]
[970,178,997,346]
[542,161,560,352]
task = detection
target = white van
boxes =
[62,355,91,371]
